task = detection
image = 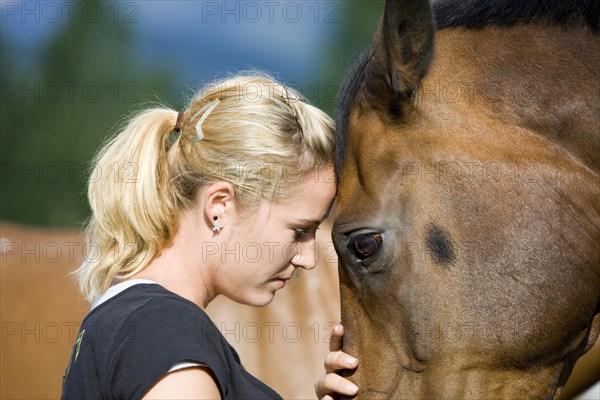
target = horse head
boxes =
[333,0,600,398]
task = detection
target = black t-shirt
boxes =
[62,283,283,399]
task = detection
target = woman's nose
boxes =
[292,240,317,270]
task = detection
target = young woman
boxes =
[62,73,358,399]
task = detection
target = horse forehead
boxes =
[338,97,600,238]
[338,108,406,193]
[344,106,420,162]
[341,103,455,184]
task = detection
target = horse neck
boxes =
[393,362,565,400]
[342,321,571,400]
[423,23,600,173]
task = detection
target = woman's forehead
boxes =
[278,178,335,218]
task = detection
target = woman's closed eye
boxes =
[294,229,308,240]
[293,226,319,241]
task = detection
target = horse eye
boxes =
[351,233,383,259]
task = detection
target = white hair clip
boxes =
[191,99,220,143]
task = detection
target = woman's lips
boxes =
[272,276,291,288]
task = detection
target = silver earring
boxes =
[212,217,223,233]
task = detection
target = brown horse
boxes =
[333,0,599,398]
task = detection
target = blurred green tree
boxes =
[309,1,384,116]
[1,1,177,228]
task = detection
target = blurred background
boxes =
[1,1,598,399]
[1,0,384,228]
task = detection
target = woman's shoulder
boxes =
[69,284,232,399]
[86,283,214,334]
[130,283,208,315]
[88,283,232,379]
[71,282,282,400]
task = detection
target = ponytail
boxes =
[76,109,182,302]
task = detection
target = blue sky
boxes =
[1,1,342,87]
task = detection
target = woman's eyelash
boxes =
[293,226,320,240]
[294,229,310,239]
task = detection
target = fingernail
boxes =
[346,383,358,394]
[345,357,358,367]
[333,324,340,334]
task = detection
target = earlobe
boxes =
[212,216,224,233]
[202,182,235,233]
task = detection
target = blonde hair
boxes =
[75,73,335,302]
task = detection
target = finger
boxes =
[329,323,344,352]
[316,373,359,398]
[324,350,359,373]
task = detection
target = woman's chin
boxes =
[250,291,277,307]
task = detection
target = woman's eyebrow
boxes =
[295,216,326,225]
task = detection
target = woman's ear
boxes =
[202,182,236,232]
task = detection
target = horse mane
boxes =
[334,49,370,178]
[433,0,600,32]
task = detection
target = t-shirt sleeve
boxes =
[105,296,231,399]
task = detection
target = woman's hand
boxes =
[315,324,359,399]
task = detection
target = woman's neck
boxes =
[129,210,219,309]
